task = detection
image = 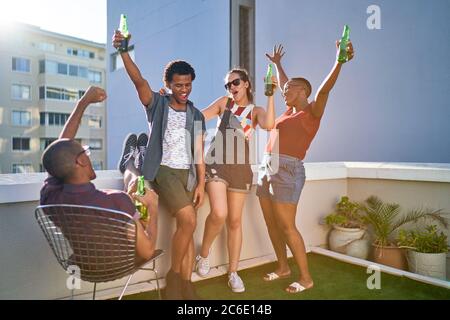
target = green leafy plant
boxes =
[398,225,449,254]
[362,195,448,247]
[325,196,367,229]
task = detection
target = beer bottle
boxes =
[264,64,274,97]
[118,14,130,52]
[338,25,350,63]
[135,176,149,222]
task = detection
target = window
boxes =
[40,112,70,126]
[12,164,33,174]
[38,42,55,52]
[111,46,134,71]
[40,86,79,101]
[58,63,68,75]
[39,60,58,74]
[89,139,102,150]
[88,70,102,83]
[92,161,103,170]
[39,60,45,73]
[231,0,255,82]
[11,84,31,100]
[12,57,31,72]
[12,111,31,126]
[40,138,57,150]
[12,137,30,151]
[88,116,102,128]
[40,112,45,125]
[39,60,88,78]
[78,66,88,78]
[67,48,95,59]
[69,64,78,76]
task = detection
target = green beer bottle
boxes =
[264,64,274,97]
[135,176,148,222]
[338,25,350,63]
[118,14,130,52]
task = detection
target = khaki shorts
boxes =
[152,165,195,216]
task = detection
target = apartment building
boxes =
[0,23,107,174]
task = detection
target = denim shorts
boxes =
[256,153,306,204]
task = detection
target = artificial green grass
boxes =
[123,253,450,300]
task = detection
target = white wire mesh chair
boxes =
[35,204,164,300]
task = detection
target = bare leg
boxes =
[123,161,140,192]
[258,197,291,278]
[199,182,228,258]
[171,205,197,274]
[181,237,195,280]
[225,191,247,273]
[272,202,313,291]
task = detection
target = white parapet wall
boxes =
[0,162,449,299]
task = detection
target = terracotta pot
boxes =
[372,244,408,270]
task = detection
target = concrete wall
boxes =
[106,0,231,169]
[254,0,450,163]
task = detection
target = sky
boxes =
[2,0,107,43]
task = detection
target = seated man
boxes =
[40,86,158,260]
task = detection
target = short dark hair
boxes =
[163,60,196,87]
[42,139,81,180]
[291,77,312,98]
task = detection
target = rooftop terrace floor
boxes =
[123,253,450,300]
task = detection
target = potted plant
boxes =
[362,195,447,270]
[325,196,370,259]
[398,225,449,280]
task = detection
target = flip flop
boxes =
[263,272,291,282]
[286,282,308,293]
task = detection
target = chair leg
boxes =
[93,283,97,300]
[154,269,162,300]
[118,274,134,300]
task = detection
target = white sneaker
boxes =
[228,272,245,293]
[195,254,210,277]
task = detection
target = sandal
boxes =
[263,272,291,282]
[286,281,312,293]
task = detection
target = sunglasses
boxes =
[224,78,241,91]
[77,145,91,158]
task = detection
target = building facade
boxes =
[0,23,107,174]
[106,0,450,169]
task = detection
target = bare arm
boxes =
[193,133,205,210]
[201,96,228,121]
[112,31,153,107]
[312,41,354,119]
[59,86,106,139]
[266,44,288,91]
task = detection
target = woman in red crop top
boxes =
[256,42,354,293]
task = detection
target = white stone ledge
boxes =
[0,162,449,204]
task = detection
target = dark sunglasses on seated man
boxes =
[224,79,241,91]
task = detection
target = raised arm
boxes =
[59,86,106,139]
[112,31,153,107]
[312,41,354,118]
[254,76,277,130]
[266,44,289,91]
